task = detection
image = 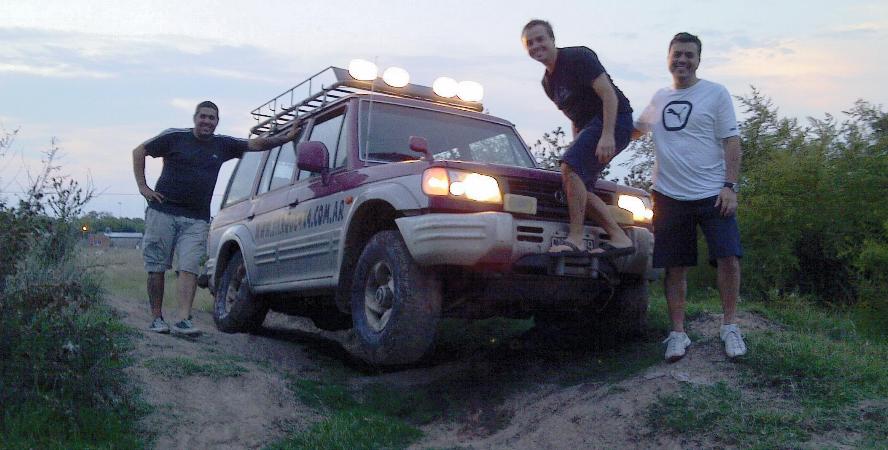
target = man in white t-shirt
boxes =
[635,32,747,362]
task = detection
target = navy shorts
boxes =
[561,112,633,190]
[651,190,743,268]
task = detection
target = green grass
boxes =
[142,356,248,381]
[1,399,147,450]
[268,379,425,450]
[89,247,214,312]
[266,410,422,450]
[648,295,888,449]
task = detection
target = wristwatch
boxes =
[723,182,739,193]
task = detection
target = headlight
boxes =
[618,194,654,223]
[422,168,502,203]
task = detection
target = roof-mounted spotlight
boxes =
[457,81,484,102]
[382,66,410,88]
[432,77,459,98]
[348,59,378,81]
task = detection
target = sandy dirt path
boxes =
[111,292,772,449]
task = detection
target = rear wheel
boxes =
[213,251,268,333]
[350,230,441,366]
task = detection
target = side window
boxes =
[257,147,281,195]
[222,151,265,207]
[308,112,345,170]
[333,119,348,169]
[269,141,297,190]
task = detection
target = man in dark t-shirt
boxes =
[133,100,301,335]
[522,19,635,257]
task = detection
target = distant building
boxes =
[88,232,143,249]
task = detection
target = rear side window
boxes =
[222,151,264,207]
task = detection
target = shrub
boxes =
[0,138,141,446]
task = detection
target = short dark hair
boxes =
[194,100,219,116]
[522,19,554,40]
[669,32,702,56]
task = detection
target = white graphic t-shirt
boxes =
[635,79,738,201]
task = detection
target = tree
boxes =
[529,126,612,179]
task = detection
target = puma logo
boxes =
[666,106,688,121]
[662,101,693,131]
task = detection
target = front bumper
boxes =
[395,212,653,277]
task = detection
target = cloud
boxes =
[816,21,886,39]
[0,62,114,79]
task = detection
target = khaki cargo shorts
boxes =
[142,208,210,275]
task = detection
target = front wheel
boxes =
[213,251,268,333]
[350,230,441,366]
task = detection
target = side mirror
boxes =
[297,141,330,174]
[409,136,433,161]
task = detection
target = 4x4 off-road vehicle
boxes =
[204,63,655,366]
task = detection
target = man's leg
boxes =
[665,266,690,332]
[716,256,741,325]
[176,271,199,320]
[585,191,633,251]
[558,162,588,250]
[170,217,209,335]
[142,208,175,332]
[663,265,692,362]
[148,272,165,318]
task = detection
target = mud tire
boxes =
[213,251,268,333]
[350,230,441,366]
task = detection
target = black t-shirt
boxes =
[144,128,249,221]
[542,46,632,130]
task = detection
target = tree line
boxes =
[531,88,888,317]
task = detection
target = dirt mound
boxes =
[111,291,779,449]
[410,311,775,450]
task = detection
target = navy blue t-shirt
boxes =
[143,128,249,221]
[542,46,632,130]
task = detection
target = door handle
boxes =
[247,214,255,221]
[288,200,299,208]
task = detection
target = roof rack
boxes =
[250,66,484,136]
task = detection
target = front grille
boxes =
[505,177,614,221]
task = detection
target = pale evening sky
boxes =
[1,0,886,218]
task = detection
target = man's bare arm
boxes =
[132,144,164,203]
[591,73,618,163]
[247,121,304,152]
[715,135,742,216]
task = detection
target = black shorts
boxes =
[560,112,633,190]
[651,190,743,268]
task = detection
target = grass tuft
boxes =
[266,409,422,450]
[143,356,248,381]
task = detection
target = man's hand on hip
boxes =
[139,185,165,203]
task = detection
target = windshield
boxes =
[359,101,536,168]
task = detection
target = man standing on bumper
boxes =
[521,19,635,256]
[133,101,301,335]
[634,33,747,362]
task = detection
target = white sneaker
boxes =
[663,331,691,362]
[720,324,747,358]
[149,317,170,334]
[172,317,201,336]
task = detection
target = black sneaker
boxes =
[172,317,200,336]
[149,317,170,334]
